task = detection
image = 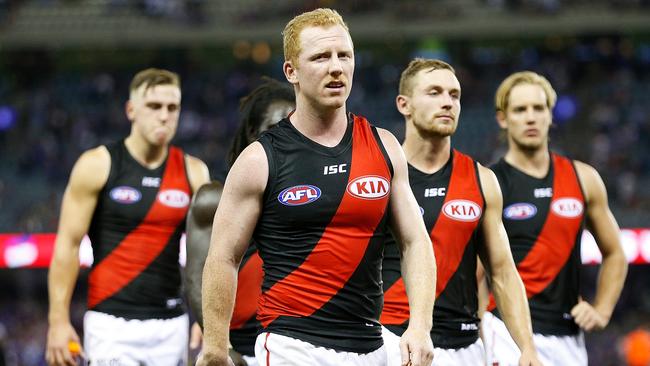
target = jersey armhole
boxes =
[371,126,394,178]
[474,160,488,228]
[569,159,588,213]
[258,136,276,204]
[100,141,120,197]
[180,150,193,194]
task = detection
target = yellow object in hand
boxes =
[68,341,81,355]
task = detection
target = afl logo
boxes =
[278,185,321,206]
[347,175,390,200]
[110,186,141,204]
[442,199,482,222]
[158,189,190,208]
[504,203,537,220]
[551,198,583,218]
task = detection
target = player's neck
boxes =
[290,102,348,147]
[504,145,550,178]
[402,131,451,175]
[124,135,168,169]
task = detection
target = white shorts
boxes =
[482,311,587,366]
[243,354,258,366]
[382,326,481,366]
[84,310,189,366]
[254,332,387,366]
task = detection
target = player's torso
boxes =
[491,153,585,335]
[254,115,393,353]
[87,141,191,319]
[382,150,484,349]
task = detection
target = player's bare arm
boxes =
[571,161,627,332]
[185,181,223,328]
[477,165,541,366]
[46,146,110,366]
[198,142,267,366]
[379,128,435,366]
[186,155,211,194]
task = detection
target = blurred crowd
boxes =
[1,35,649,233]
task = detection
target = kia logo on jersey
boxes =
[278,185,322,206]
[158,189,190,208]
[347,175,390,200]
[109,186,141,204]
[442,199,482,222]
[551,197,583,218]
[503,203,537,220]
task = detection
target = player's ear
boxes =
[284,60,298,85]
[125,100,136,122]
[496,110,507,130]
[396,94,410,117]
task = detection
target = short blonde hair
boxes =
[495,71,556,113]
[282,8,350,65]
[398,58,455,96]
[129,68,181,99]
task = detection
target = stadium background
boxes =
[0,0,649,365]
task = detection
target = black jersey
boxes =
[381,150,485,349]
[87,141,191,319]
[489,153,586,335]
[254,114,393,353]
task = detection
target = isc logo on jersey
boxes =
[504,203,537,220]
[347,175,390,200]
[278,185,321,206]
[442,199,482,222]
[158,189,190,208]
[551,197,583,218]
[110,186,141,204]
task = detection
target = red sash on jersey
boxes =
[381,151,484,325]
[88,147,190,309]
[488,154,584,310]
[258,115,391,327]
[230,252,263,329]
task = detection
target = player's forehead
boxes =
[135,84,181,104]
[508,83,547,106]
[413,68,460,92]
[298,25,353,56]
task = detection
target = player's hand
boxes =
[399,326,434,366]
[190,322,203,351]
[570,300,609,332]
[518,346,544,366]
[228,348,248,366]
[45,321,84,366]
[196,351,235,366]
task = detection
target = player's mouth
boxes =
[524,128,539,137]
[325,80,345,89]
[435,113,455,122]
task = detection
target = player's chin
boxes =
[516,138,544,150]
[150,136,171,147]
[321,97,347,109]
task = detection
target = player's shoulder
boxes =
[227,142,269,192]
[572,159,599,178]
[570,159,607,203]
[76,145,110,172]
[194,181,224,204]
[190,180,224,218]
[69,145,111,190]
[476,163,502,197]
[375,128,400,152]
[177,150,210,193]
